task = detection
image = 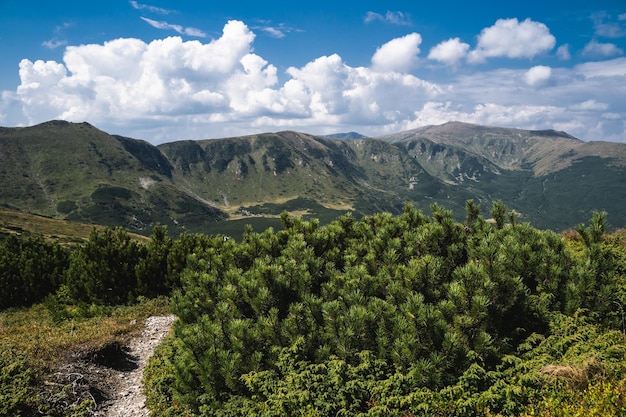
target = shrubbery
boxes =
[2,202,626,415]
[0,347,37,416]
[0,235,68,309]
[142,203,626,416]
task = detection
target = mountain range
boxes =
[1,120,625,237]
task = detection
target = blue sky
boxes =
[1,1,625,144]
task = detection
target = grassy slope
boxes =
[0,121,227,235]
[383,122,626,230]
[3,120,626,237]
[0,205,148,243]
[0,298,170,372]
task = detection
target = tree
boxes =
[491,200,508,229]
[136,225,173,298]
[0,235,68,309]
[64,228,144,305]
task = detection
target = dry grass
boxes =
[0,206,149,244]
[0,297,170,372]
[540,359,604,388]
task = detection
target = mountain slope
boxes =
[382,121,626,229]
[158,131,451,219]
[0,121,226,233]
[1,120,626,235]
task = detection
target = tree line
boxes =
[0,225,181,314]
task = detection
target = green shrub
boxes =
[0,347,37,416]
[146,203,611,415]
[0,235,69,309]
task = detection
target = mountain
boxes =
[0,120,226,234]
[324,132,367,139]
[381,121,626,229]
[157,131,448,226]
[1,120,625,236]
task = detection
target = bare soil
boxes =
[44,315,176,416]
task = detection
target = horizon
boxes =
[4,119,585,145]
[1,1,625,144]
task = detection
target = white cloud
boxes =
[405,101,566,132]
[140,17,207,38]
[42,39,67,49]
[522,65,552,87]
[0,90,21,125]
[130,1,173,15]
[570,100,609,111]
[371,33,421,72]
[16,21,258,124]
[10,23,442,140]
[556,44,571,60]
[364,11,411,26]
[591,11,626,38]
[582,40,624,57]
[468,18,556,63]
[575,57,626,77]
[42,22,71,50]
[428,38,470,66]
[259,26,285,39]
[253,22,301,39]
[4,20,626,144]
[595,22,625,38]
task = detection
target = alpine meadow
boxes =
[2,120,626,416]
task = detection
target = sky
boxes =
[1,1,625,144]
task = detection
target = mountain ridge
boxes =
[1,120,625,235]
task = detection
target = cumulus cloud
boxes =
[468,18,556,63]
[140,17,207,37]
[522,65,552,87]
[364,11,411,26]
[17,21,257,123]
[427,38,470,66]
[11,23,445,141]
[5,20,626,144]
[582,40,624,57]
[371,33,421,72]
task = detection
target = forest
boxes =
[1,201,626,416]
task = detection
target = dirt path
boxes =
[96,315,177,417]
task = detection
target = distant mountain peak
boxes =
[34,120,73,128]
[324,132,367,139]
[30,120,100,131]
[528,129,580,141]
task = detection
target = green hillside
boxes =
[1,120,626,236]
[383,121,626,230]
[0,121,226,234]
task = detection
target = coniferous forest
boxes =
[2,201,626,416]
